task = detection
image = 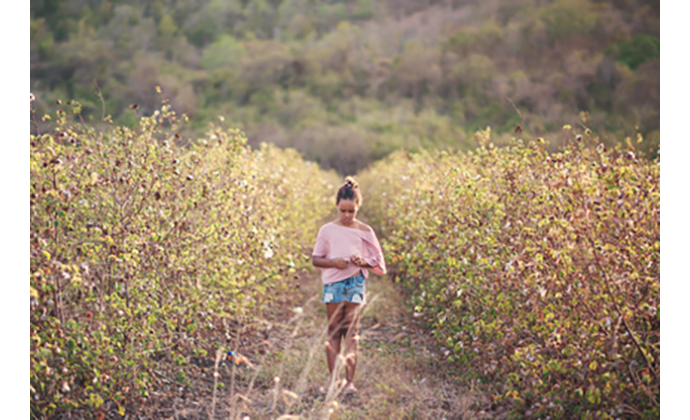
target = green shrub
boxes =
[30,97,338,417]
[359,128,659,418]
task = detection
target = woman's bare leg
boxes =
[342,302,362,386]
[325,302,345,380]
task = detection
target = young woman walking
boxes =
[311,176,386,395]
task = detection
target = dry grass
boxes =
[145,272,500,419]
[217,274,499,419]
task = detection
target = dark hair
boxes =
[336,176,362,206]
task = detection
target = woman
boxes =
[311,176,387,395]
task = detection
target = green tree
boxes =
[201,34,246,71]
[158,13,178,38]
[607,35,660,70]
[540,0,598,43]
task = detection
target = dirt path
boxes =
[144,272,497,419]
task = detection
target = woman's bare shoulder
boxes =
[354,220,374,233]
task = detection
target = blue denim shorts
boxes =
[322,273,366,304]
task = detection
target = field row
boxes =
[359,131,660,418]
[30,101,340,416]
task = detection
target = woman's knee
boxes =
[327,322,340,336]
[326,302,344,327]
[342,306,361,335]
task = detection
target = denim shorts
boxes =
[322,273,366,304]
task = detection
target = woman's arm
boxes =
[358,227,387,275]
[312,256,349,269]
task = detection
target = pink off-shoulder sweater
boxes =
[312,221,387,285]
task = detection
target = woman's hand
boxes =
[350,255,367,267]
[333,257,349,269]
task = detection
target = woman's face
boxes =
[337,199,359,226]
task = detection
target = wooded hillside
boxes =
[31,0,659,174]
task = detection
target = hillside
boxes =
[30,0,659,174]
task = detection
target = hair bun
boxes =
[344,176,358,189]
[336,176,363,205]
